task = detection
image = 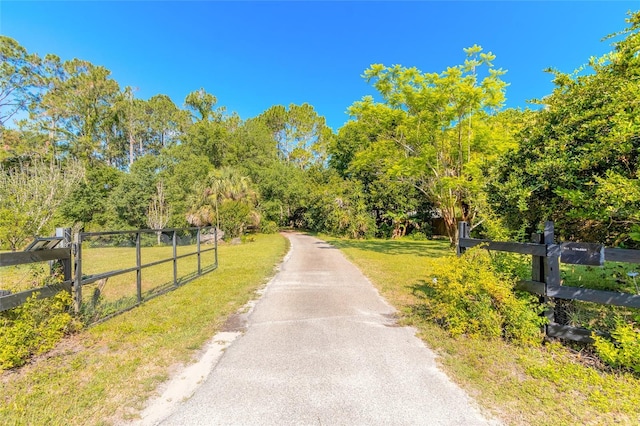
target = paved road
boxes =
[159,233,498,425]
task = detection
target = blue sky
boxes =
[1,1,638,131]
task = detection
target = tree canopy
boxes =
[2,10,640,248]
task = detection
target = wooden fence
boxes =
[0,228,73,312]
[0,226,218,320]
[457,221,640,343]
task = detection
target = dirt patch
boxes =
[220,312,247,332]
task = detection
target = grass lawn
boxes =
[0,233,289,425]
[2,233,638,425]
[324,236,640,426]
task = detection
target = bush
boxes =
[407,231,428,241]
[419,248,546,345]
[219,199,252,238]
[0,291,80,370]
[593,321,640,373]
[260,220,279,234]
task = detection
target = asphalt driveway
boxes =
[151,233,498,425]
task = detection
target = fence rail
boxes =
[0,226,218,321]
[74,227,218,316]
[457,221,640,343]
[0,228,72,312]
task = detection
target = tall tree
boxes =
[0,157,84,250]
[259,103,330,168]
[486,11,640,246]
[0,36,44,127]
[146,94,188,152]
[335,46,508,243]
[38,59,121,164]
[147,180,170,244]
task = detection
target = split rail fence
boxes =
[0,226,218,322]
[457,221,640,343]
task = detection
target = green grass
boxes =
[2,242,221,323]
[559,262,640,331]
[0,233,289,425]
[325,236,640,426]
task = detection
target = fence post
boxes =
[172,230,178,286]
[73,232,83,314]
[214,227,218,268]
[136,232,142,303]
[55,227,72,283]
[531,231,552,334]
[197,228,202,275]
[456,222,469,256]
[542,221,560,329]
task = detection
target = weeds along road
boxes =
[145,233,499,425]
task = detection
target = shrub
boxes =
[407,231,428,241]
[593,321,640,373]
[219,199,253,238]
[0,291,80,370]
[260,220,279,234]
[419,248,545,345]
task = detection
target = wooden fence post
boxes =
[73,232,83,314]
[55,228,72,283]
[542,221,560,329]
[531,231,553,334]
[214,227,218,268]
[456,222,470,256]
[172,230,178,286]
[136,232,142,303]
[197,228,202,276]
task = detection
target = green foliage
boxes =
[486,11,640,246]
[593,321,640,373]
[0,207,29,251]
[260,220,279,234]
[0,36,46,127]
[419,248,545,345]
[249,161,308,227]
[0,158,84,249]
[303,171,376,239]
[59,163,123,229]
[333,46,510,243]
[0,291,79,370]
[218,199,253,238]
[186,167,259,238]
[258,103,329,168]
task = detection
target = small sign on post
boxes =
[560,242,604,266]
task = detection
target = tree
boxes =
[108,155,161,229]
[58,163,123,230]
[146,94,188,152]
[184,88,222,122]
[330,103,429,237]
[186,167,259,238]
[334,47,508,243]
[258,103,330,168]
[37,59,121,165]
[486,11,640,246]
[0,36,44,127]
[302,168,376,239]
[0,158,84,250]
[147,180,170,244]
[181,89,234,168]
[249,160,309,227]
